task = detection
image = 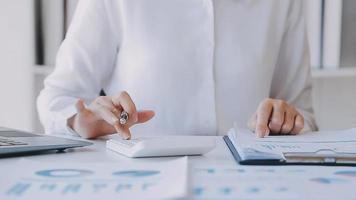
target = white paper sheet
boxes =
[0,157,188,200]
[230,125,356,156]
[191,164,356,200]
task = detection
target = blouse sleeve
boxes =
[37,0,121,135]
[270,0,318,132]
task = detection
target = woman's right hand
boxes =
[68,91,155,139]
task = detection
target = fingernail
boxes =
[118,129,130,140]
[264,129,270,137]
[117,131,129,140]
[256,128,263,138]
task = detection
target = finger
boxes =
[75,99,87,113]
[280,108,296,134]
[247,113,257,131]
[268,106,285,134]
[112,91,138,123]
[95,105,119,126]
[94,104,130,139]
[114,124,131,140]
[256,100,273,138]
[291,114,304,134]
[136,110,155,124]
[96,96,121,117]
[119,127,132,140]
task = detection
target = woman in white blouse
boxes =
[37,0,317,139]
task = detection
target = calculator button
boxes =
[115,139,140,148]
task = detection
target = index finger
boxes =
[112,91,138,124]
[93,103,131,139]
[256,100,273,137]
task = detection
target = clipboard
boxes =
[223,131,356,167]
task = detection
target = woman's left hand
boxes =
[247,99,304,138]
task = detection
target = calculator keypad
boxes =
[115,139,140,148]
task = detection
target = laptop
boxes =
[0,127,92,157]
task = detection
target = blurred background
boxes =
[0,0,355,133]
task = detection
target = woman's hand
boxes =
[247,99,304,138]
[68,91,155,139]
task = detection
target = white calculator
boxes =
[106,136,216,158]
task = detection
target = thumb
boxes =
[136,110,155,124]
[75,99,87,113]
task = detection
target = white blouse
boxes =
[37,0,317,136]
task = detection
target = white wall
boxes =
[0,0,35,131]
[313,77,356,131]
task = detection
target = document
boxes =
[192,164,356,200]
[230,125,356,160]
[0,157,188,200]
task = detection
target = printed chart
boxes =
[191,164,356,200]
[0,158,187,200]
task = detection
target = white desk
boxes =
[0,136,233,165]
[2,136,356,200]
[0,136,235,199]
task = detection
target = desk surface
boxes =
[2,136,356,200]
[0,136,233,165]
